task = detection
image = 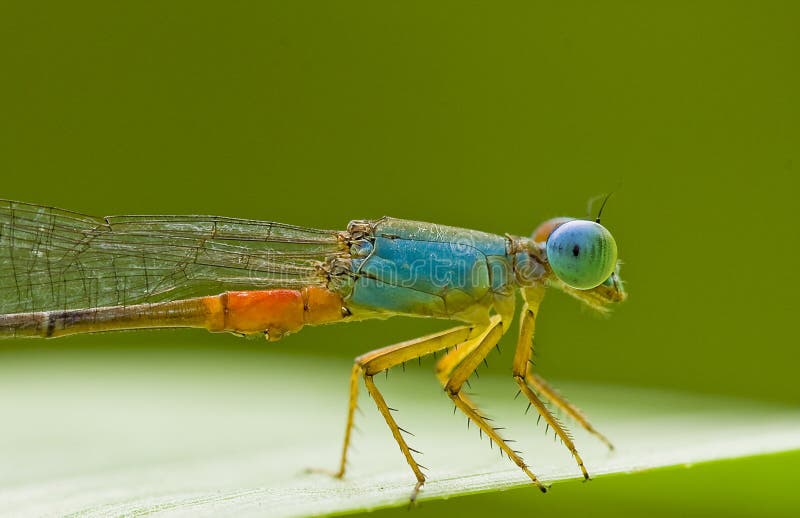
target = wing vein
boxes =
[0,200,344,313]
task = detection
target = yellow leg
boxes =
[512,286,609,481]
[439,315,547,492]
[327,324,479,502]
[329,363,363,478]
[526,372,614,450]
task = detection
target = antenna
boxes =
[595,192,613,223]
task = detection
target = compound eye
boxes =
[545,220,618,289]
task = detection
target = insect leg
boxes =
[325,324,479,502]
[519,283,613,449]
[512,286,595,480]
[525,372,614,450]
[440,315,547,493]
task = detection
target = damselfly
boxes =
[0,199,625,500]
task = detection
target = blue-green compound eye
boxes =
[546,220,618,290]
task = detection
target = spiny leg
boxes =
[363,375,427,501]
[514,377,589,480]
[518,285,613,448]
[434,323,505,447]
[441,315,547,493]
[526,372,614,450]
[324,324,480,501]
[325,363,362,478]
[434,325,500,448]
[512,286,593,480]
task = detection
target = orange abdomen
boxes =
[204,287,346,340]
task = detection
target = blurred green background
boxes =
[0,1,797,516]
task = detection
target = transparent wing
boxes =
[0,200,345,313]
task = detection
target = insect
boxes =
[0,199,625,500]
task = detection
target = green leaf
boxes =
[1,350,798,517]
